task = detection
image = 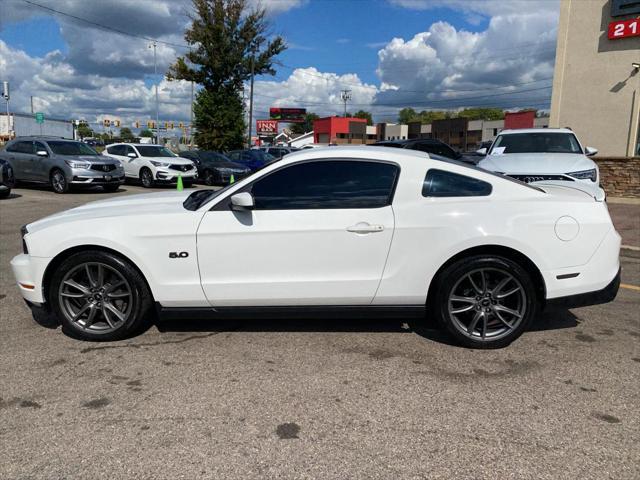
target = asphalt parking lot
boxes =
[1,185,639,479]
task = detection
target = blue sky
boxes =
[0,0,559,128]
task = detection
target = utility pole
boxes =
[149,41,159,144]
[2,82,10,139]
[30,96,34,114]
[247,49,256,149]
[340,89,352,117]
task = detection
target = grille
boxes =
[91,164,117,172]
[170,164,193,172]
[508,174,573,183]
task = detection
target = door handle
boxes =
[347,222,384,234]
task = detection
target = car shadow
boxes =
[0,193,22,199]
[153,309,580,346]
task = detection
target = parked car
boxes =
[0,137,124,193]
[0,157,16,199]
[374,139,477,164]
[180,150,251,186]
[477,128,603,199]
[12,146,620,348]
[104,143,197,188]
[258,146,298,159]
[226,149,277,172]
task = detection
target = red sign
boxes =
[269,107,306,123]
[256,119,278,134]
[608,18,640,39]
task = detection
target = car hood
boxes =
[66,155,120,165]
[478,153,594,174]
[143,156,194,165]
[27,191,192,234]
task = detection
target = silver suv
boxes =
[0,136,124,193]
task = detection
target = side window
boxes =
[423,169,492,197]
[6,142,20,153]
[33,142,47,156]
[227,152,238,161]
[107,145,118,155]
[16,141,34,154]
[126,145,136,156]
[250,160,399,210]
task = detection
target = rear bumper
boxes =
[545,267,620,310]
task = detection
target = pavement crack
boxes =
[80,332,223,353]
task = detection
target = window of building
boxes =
[422,169,492,197]
[250,160,399,210]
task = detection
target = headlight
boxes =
[150,160,171,167]
[567,169,597,182]
[65,159,91,169]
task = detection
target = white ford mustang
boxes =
[11,146,621,348]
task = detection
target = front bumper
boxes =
[155,170,198,182]
[10,253,49,304]
[70,167,125,185]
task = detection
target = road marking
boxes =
[621,283,640,292]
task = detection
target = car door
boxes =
[12,141,37,180]
[123,145,141,177]
[30,141,51,182]
[2,141,27,180]
[196,159,399,306]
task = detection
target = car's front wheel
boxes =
[50,169,69,194]
[49,251,153,341]
[203,169,216,186]
[433,255,537,349]
[139,167,154,188]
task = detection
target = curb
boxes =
[621,245,640,259]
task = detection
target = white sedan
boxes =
[104,143,197,187]
[477,128,604,199]
[11,147,621,348]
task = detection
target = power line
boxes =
[21,0,190,49]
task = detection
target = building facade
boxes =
[313,117,369,144]
[550,0,640,157]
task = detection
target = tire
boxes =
[102,184,120,193]
[50,169,69,194]
[432,255,537,349]
[49,250,153,341]
[0,188,10,199]
[203,169,215,186]
[140,167,154,188]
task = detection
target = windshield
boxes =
[201,151,231,162]
[136,146,177,157]
[183,183,238,211]
[490,132,583,155]
[47,141,99,156]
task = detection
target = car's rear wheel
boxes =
[50,169,69,194]
[49,251,153,341]
[433,255,537,349]
[140,167,154,188]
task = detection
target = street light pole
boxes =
[149,41,159,144]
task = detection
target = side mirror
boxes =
[36,150,48,157]
[585,147,598,156]
[127,152,137,158]
[476,148,487,155]
[230,192,254,211]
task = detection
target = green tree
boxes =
[417,110,448,124]
[290,112,319,135]
[457,108,504,121]
[119,127,135,140]
[77,123,94,139]
[139,129,154,138]
[352,110,373,125]
[398,107,417,124]
[168,0,286,150]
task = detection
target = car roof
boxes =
[498,128,574,135]
[280,145,429,164]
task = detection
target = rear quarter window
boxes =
[423,169,492,197]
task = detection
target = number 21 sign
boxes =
[608,18,640,39]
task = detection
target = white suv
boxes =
[104,143,197,188]
[477,129,604,199]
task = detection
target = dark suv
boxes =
[0,137,124,193]
[374,139,477,164]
